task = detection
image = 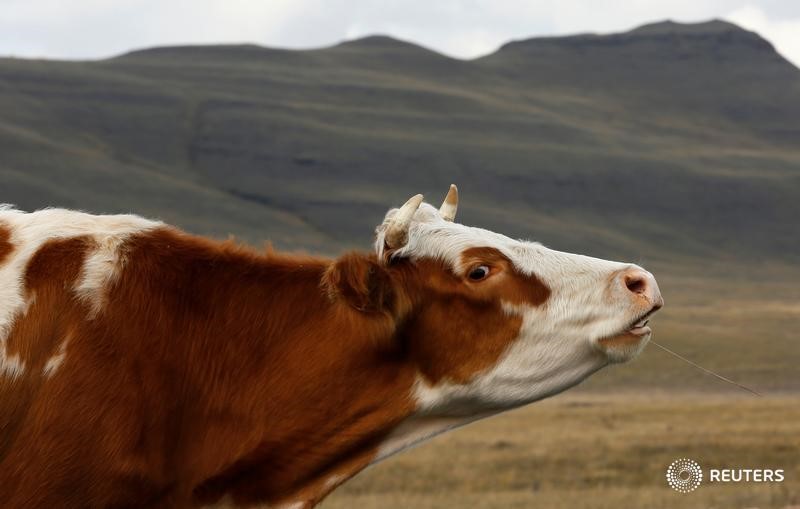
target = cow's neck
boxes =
[187,255,420,508]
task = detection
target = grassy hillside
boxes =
[1,19,798,262]
[323,393,800,509]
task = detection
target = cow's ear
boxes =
[322,252,395,313]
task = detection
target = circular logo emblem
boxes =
[666,458,703,493]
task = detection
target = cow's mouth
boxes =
[597,307,659,347]
[624,314,652,336]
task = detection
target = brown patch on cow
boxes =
[384,247,550,386]
[459,247,550,307]
[2,235,93,368]
[0,224,13,265]
[0,236,92,472]
[400,280,524,384]
[24,236,93,290]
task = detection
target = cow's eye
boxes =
[468,265,490,281]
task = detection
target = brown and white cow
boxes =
[0,186,662,508]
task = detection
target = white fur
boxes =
[0,351,24,379]
[75,232,142,318]
[322,474,347,491]
[0,207,160,379]
[275,502,306,509]
[375,202,652,416]
[42,335,70,378]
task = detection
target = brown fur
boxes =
[459,247,550,307]
[0,236,95,499]
[0,224,12,264]
[391,247,550,385]
[0,225,551,508]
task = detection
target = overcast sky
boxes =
[1,1,799,67]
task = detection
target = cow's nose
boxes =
[620,267,663,310]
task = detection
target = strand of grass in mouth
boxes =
[649,340,762,397]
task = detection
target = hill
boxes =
[1,19,798,263]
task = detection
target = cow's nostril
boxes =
[624,274,647,295]
[619,267,663,309]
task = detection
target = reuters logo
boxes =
[666,458,703,493]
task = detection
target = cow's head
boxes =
[328,186,663,417]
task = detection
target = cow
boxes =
[0,186,662,508]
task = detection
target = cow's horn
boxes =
[439,184,458,222]
[385,194,423,248]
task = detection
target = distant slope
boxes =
[0,19,798,268]
[482,19,800,143]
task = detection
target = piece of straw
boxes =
[649,340,762,397]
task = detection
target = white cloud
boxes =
[0,0,302,58]
[0,0,798,67]
[725,4,800,67]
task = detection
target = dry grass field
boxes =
[322,394,800,509]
